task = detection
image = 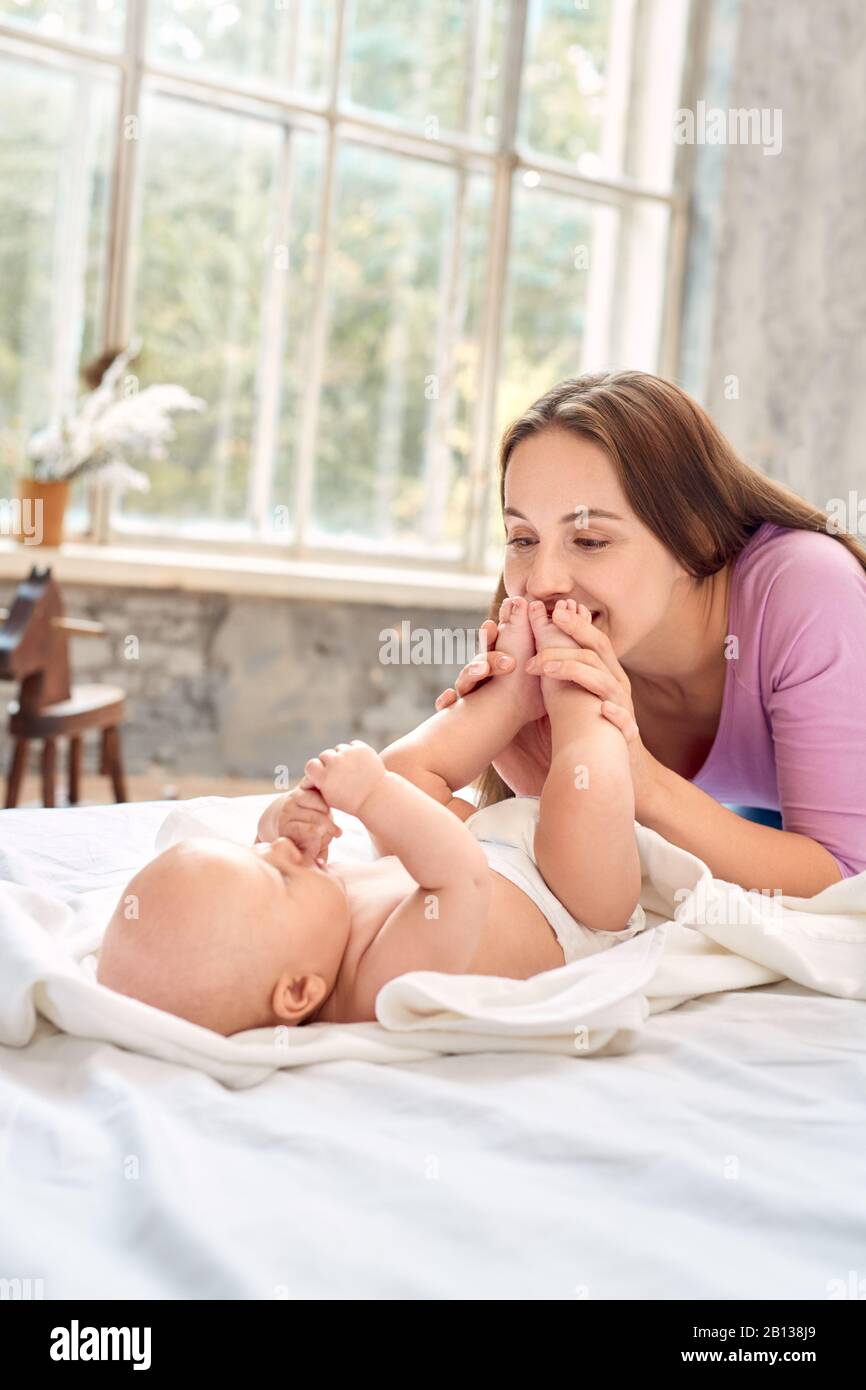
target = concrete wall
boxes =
[681,0,866,509]
[0,581,490,780]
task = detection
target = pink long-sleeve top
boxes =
[692,521,866,879]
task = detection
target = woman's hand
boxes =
[434,619,519,711]
[525,603,659,814]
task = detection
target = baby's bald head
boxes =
[97,835,350,1035]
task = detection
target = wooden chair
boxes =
[0,565,126,808]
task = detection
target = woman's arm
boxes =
[657,539,866,894]
[638,760,842,896]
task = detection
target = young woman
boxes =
[435,371,866,897]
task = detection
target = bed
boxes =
[1,795,864,1300]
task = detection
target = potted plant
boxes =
[16,337,205,546]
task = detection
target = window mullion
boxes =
[419,0,490,552]
[103,0,147,351]
[50,63,95,425]
[290,0,347,555]
[463,0,528,573]
[247,125,296,538]
[92,0,147,544]
[661,0,704,381]
[421,171,466,550]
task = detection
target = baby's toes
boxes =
[527,599,560,647]
[552,599,585,641]
[528,599,580,653]
[496,594,535,662]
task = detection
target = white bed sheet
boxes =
[1,797,864,1300]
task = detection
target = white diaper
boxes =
[464,795,647,965]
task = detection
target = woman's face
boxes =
[502,427,686,661]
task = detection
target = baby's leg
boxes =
[528,604,641,934]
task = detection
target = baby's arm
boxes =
[303,743,491,1017]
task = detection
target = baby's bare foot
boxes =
[492,596,545,722]
[527,598,583,657]
[527,600,597,718]
[495,595,536,664]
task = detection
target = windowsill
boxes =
[0,537,497,610]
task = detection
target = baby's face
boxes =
[97,835,351,1036]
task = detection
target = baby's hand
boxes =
[255,783,342,863]
[303,741,386,817]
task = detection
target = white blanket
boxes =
[1,795,864,1088]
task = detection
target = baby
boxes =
[97,599,646,1033]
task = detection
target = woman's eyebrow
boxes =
[503,506,625,523]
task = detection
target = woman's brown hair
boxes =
[474,369,866,809]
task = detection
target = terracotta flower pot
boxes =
[13,477,70,547]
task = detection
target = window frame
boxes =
[0,0,695,579]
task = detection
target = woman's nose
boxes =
[525,551,574,601]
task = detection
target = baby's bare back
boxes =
[315,855,565,1023]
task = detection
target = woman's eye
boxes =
[506,535,609,551]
